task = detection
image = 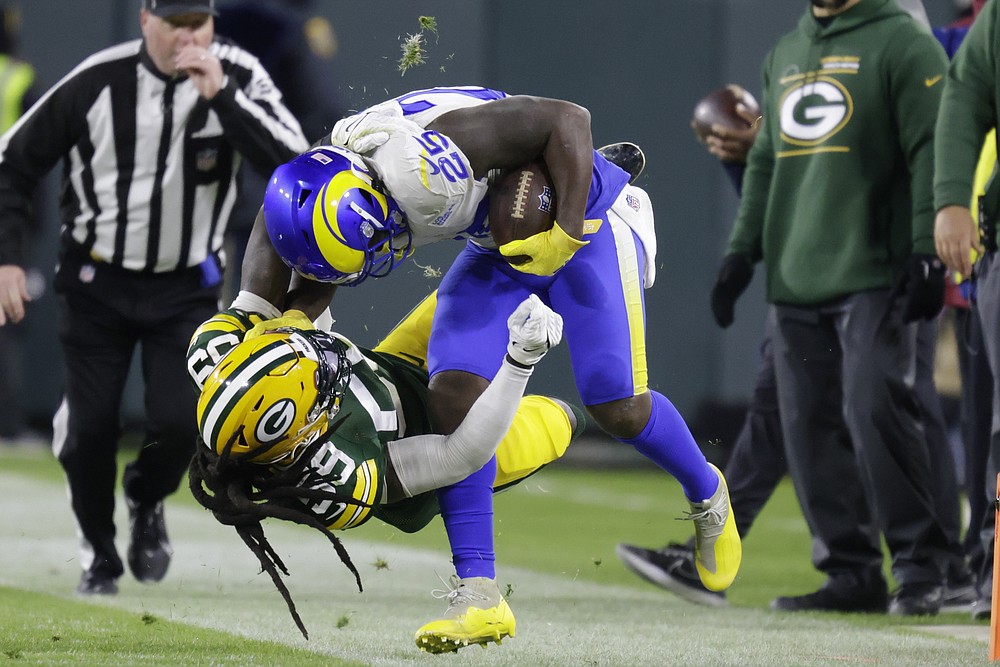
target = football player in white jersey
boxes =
[208,86,740,652]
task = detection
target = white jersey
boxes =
[331,87,509,249]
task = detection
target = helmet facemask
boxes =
[300,329,352,428]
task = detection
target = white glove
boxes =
[329,107,424,154]
[506,294,563,367]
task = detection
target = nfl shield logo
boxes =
[537,186,553,213]
[625,194,641,211]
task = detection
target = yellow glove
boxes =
[245,309,316,340]
[499,222,590,276]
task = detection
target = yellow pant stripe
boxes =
[608,216,648,394]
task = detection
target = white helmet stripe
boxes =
[202,345,300,451]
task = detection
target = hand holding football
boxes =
[691,84,761,144]
[489,161,557,264]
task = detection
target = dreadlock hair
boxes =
[188,417,369,640]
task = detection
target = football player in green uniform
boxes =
[188,294,580,648]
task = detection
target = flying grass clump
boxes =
[418,16,438,38]
[398,16,440,76]
[398,33,426,76]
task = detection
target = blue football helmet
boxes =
[263,146,412,286]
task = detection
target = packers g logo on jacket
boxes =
[197,328,352,464]
[778,77,853,147]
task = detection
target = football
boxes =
[691,84,761,143]
[488,161,557,264]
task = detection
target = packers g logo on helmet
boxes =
[197,328,352,464]
[263,146,413,286]
[256,398,297,443]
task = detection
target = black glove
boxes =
[894,253,946,323]
[710,253,754,328]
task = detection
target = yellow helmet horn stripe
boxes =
[313,170,391,274]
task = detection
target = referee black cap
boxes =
[143,0,218,18]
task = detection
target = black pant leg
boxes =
[122,271,218,504]
[915,319,966,569]
[772,304,883,579]
[839,291,948,586]
[954,306,993,575]
[54,287,138,576]
[724,309,787,537]
[972,252,1000,593]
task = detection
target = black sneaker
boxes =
[615,542,727,607]
[889,582,942,616]
[76,564,119,596]
[941,578,977,613]
[938,557,977,613]
[126,498,173,583]
[771,576,888,613]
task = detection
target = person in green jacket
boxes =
[711,0,952,616]
[933,0,1000,623]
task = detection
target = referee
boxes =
[0,0,308,595]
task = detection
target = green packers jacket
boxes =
[934,0,1000,236]
[728,0,948,306]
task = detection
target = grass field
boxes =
[0,445,991,666]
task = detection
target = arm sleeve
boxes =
[209,49,310,174]
[888,29,949,254]
[386,358,532,497]
[934,1,998,213]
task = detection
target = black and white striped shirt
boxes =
[0,37,308,272]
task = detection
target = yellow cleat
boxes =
[414,576,516,654]
[686,463,742,591]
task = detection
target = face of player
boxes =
[140,10,214,77]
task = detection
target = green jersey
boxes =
[188,312,451,533]
[729,0,948,306]
[274,347,443,534]
[934,0,1000,236]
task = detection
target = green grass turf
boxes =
[0,445,990,665]
[0,586,362,666]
